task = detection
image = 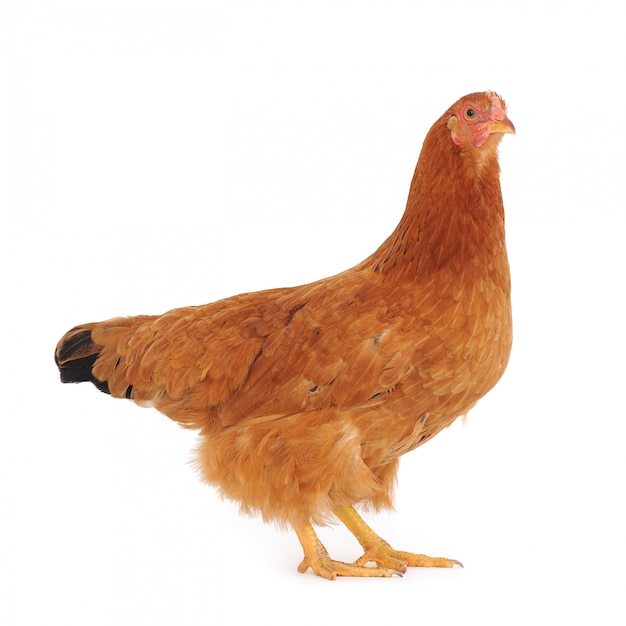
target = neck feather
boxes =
[370,123,506,280]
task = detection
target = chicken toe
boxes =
[356,546,463,570]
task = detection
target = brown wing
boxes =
[99,265,416,431]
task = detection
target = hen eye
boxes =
[464,107,476,119]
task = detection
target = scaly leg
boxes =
[334,505,463,572]
[295,522,395,580]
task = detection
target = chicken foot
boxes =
[335,505,463,572]
[296,522,395,580]
[295,506,461,579]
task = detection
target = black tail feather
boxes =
[55,327,111,395]
[55,328,93,363]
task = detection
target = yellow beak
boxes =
[488,116,516,135]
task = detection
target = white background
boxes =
[2,1,625,624]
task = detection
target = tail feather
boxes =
[56,314,213,429]
[56,316,155,397]
[55,324,111,394]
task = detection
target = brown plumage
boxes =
[55,91,514,579]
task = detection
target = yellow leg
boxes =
[295,522,394,580]
[334,505,463,572]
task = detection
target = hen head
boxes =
[446,91,515,150]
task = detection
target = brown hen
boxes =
[55,91,514,579]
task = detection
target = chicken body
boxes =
[56,91,514,579]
